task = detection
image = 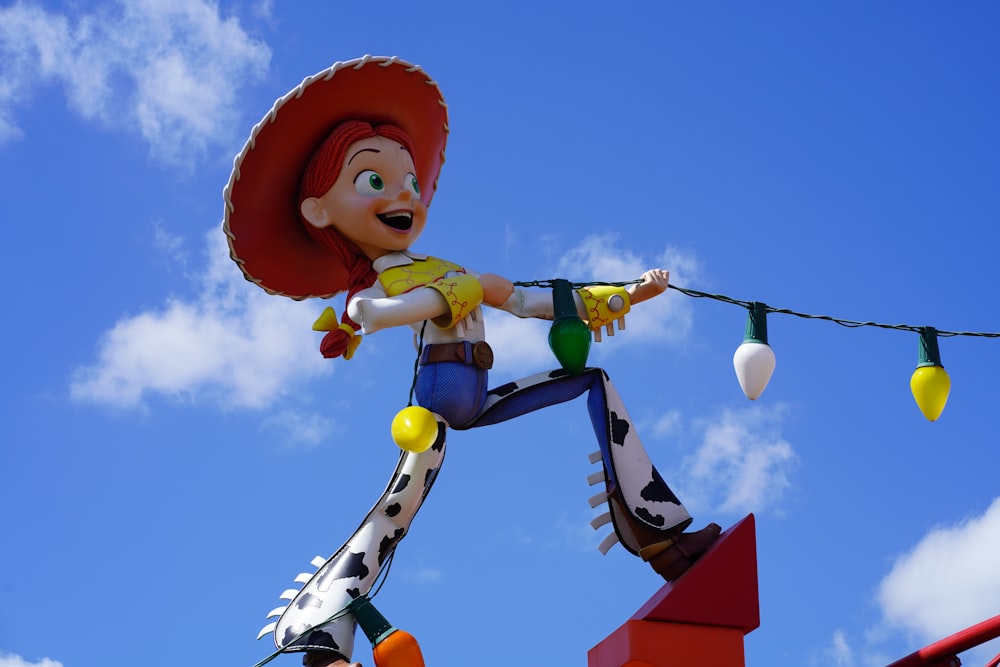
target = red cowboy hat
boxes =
[223,55,449,299]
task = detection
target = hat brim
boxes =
[223,56,449,299]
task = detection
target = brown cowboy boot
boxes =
[595,476,721,583]
[638,523,722,582]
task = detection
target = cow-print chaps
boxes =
[266,425,446,657]
[264,368,688,658]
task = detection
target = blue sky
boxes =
[2,2,999,666]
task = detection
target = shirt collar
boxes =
[372,250,428,273]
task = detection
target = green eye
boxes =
[405,173,420,196]
[355,170,385,196]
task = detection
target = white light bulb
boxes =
[733,341,776,400]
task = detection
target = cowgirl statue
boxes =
[224,55,720,667]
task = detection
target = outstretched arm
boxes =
[348,287,452,334]
[495,268,671,322]
[625,268,670,306]
[348,271,505,334]
[479,272,515,307]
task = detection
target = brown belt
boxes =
[420,341,494,370]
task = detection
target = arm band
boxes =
[425,274,484,329]
[577,285,631,331]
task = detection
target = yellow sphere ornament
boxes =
[910,365,951,422]
[391,406,439,453]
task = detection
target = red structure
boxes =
[885,613,1000,667]
[588,514,759,667]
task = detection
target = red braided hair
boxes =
[298,120,417,359]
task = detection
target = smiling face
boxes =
[300,135,427,260]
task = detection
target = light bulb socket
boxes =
[916,326,944,368]
[743,302,770,345]
[552,278,578,321]
[347,595,397,646]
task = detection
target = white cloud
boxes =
[649,408,683,439]
[798,502,1000,667]
[153,221,188,266]
[679,404,797,515]
[260,409,337,447]
[481,311,553,378]
[70,228,329,410]
[251,0,275,21]
[808,630,895,667]
[0,653,63,667]
[878,497,1000,656]
[829,630,854,667]
[0,0,270,164]
[400,565,445,584]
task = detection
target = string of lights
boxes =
[513,278,1000,421]
[666,284,1000,339]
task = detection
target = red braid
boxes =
[298,120,416,359]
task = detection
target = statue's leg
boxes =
[258,423,446,660]
[462,368,719,580]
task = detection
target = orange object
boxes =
[589,619,745,667]
[372,628,426,667]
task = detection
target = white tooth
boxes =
[279,589,299,600]
[266,606,287,619]
[294,572,312,584]
[311,556,327,568]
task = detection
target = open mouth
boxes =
[376,211,414,231]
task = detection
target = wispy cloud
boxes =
[0,653,63,667]
[649,408,683,439]
[677,404,798,515]
[482,312,553,379]
[399,565,445,584]
[817,500,1000,666]
[828,629,855,667]
[70,228,328,411]
[259,408,338,448]
[807,629,895,667]
[0,0,270,165]
[877,497,1000,661]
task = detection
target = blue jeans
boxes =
[415,359,488,427]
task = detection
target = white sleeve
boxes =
[347,285,450,334]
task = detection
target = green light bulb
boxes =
[548,278,591,374]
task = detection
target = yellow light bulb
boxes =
[391,406,439,453]
[910,365,950,422]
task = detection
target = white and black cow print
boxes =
[258,368,689,659]
[259,424,446,657]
